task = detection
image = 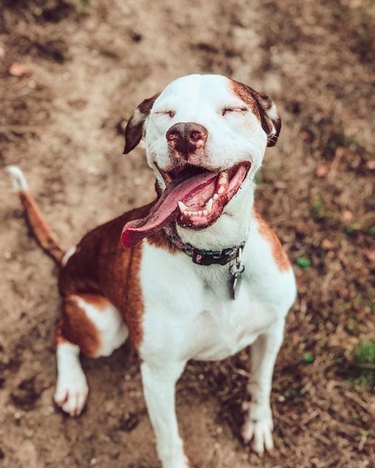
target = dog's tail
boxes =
[7,166,67,264]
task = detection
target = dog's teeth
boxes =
[198,211,203,216]
[218,172,228,186]
[206,198,213,211]
[178,201,188,212]
[203,210,208,216]
[218,186,225,194]
[213,194,219,201]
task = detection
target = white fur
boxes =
[140,212,296,365]
[141,361,188,468]
[137,200,296,465]
[7,166,28,192]
[54,342,88,416]
[268,103,279,121]
[73,296,128,357]
[61,246,77,266]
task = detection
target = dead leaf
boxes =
[321,239,335,250]
[316,164,330,177]
[9,62,33,78]
[341,210,353,223]
[364,249,375,262]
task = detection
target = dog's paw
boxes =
[159,445,190,468]
[54,369,88,417]
[241,416,274,456]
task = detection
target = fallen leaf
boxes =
[9,62,33,78]
[321,239,335,250]
[364,249,375,262]
[341,210,353,223]
[315,164,331,177]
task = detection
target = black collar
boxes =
[165,230,246,266]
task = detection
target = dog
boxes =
[8,73,296,468]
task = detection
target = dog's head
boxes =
[121,74,280,248]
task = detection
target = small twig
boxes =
[358,431,369,451]
[307,430,332,446]
[344,390,375,414]
[356,363,375,370]
[300,409,319,425]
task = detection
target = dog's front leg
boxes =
[242,319,285,455]
[141,361,189,468]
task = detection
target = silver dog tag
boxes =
[230,271,242,300]
[229,248,245,300]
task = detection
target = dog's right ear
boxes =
[124,94,159,154]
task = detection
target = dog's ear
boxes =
[254,91,281,147]
[231,80,281,147]
[124,94,160,154]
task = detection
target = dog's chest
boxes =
[186,281,274,360]
[140,244,278,362]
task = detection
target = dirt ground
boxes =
[0,0,374,467]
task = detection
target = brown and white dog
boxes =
[8,74,296,468]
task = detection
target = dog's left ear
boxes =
[231,80,281,147]
[124,94,159,154]
[255,91,281,147]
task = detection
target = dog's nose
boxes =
[166,122,208,154]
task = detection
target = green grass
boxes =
[296,257,311,270]
[348,341,375,391]
[302,352,314,363]
[354,341,375,370]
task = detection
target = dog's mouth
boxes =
[121,161,251,248]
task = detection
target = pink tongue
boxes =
[121,171,217,248]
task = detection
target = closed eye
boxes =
[221,106,248,116]
[155,110,176,118]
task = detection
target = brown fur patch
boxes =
[230,79,281,147]
[74,293,109,310]
[122,245,144,349]
[254,209,291,272]
[230,79,263,123]
[19,191,65,263]
[138,93,160,114]
[59,295,101,357]
[58,203,158,350]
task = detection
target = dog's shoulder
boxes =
[58,202,156,297]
